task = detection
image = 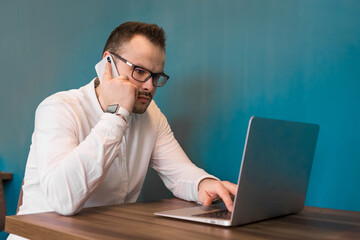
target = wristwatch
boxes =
[105,104,131,122]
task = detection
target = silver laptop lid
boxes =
[154,116,319,227]
[231,116,319,225]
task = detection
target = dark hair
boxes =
[103,21,166,54]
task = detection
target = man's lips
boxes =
[137,92,152,103]
[138,96,150,101]
[138,95,150,99]
[137,92,152,101]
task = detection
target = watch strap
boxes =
[117,106,131,123]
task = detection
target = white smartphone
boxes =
[95,55,119,83]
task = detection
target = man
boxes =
[10,21,236,240]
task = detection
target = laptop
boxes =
[154,116,320,226]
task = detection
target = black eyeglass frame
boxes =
[109,52,169,87]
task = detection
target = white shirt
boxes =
[16,79,216,218]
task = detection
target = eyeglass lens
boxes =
[132,67,166,87]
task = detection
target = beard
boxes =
[132,91,153,114]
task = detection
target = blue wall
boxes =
[1,0,360,236]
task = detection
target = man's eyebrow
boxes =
[134,63,164,75]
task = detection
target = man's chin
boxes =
[132,102,151,114]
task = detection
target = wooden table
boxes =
[1,172,13,231]
[0,172,13,181]
[5,198,360,240]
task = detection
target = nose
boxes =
[141,76,155,92]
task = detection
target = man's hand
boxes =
[198,178,237,212]
[96,61,138,113]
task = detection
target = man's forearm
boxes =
[35,108,126,215]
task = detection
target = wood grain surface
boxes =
[0,172,13,181]
[5,198,360,240]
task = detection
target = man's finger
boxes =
[116,74,129,81]
[216,186,234,212]
[115,75,139,100]
[199,191,213,207]
[102,61,113,82]
[222,181,238,196]
[197,179,237,212]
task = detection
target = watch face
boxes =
[106,104,119,114]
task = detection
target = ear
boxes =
[102,51,111,59]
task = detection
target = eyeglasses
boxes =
[110,52,169,87]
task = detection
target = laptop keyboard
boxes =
[193,210,232,220]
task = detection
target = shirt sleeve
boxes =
[34,97,127,215]
[150,107,218,202]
